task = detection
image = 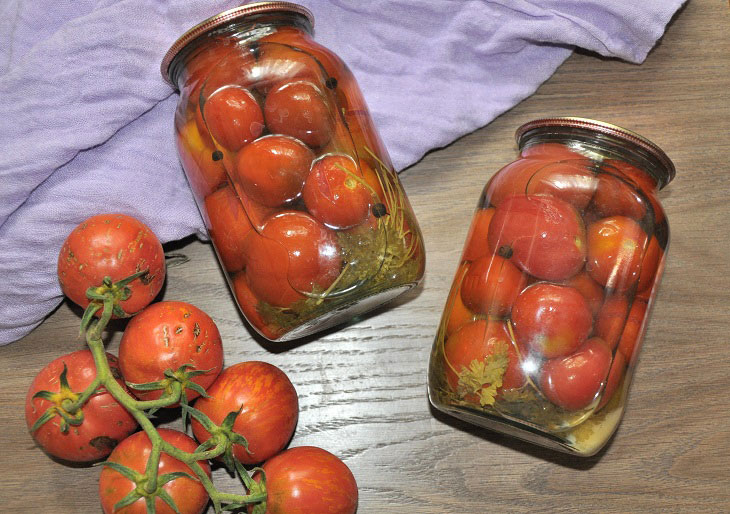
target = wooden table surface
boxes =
[2,1,729,512]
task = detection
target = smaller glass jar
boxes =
[428,118,674,456]
[161,3,425,341]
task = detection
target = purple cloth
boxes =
[0,0,686,344]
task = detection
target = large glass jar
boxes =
[428,118,674,456]
[161,3,425,341]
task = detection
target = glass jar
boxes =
[427,117,674,456]
[161,2,425,341]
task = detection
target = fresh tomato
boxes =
[243,211,342,308]
[231,272,283,340]
[265,80,334,148]
[201,86,264,151]
[596,349,626,411]
[617,299,649,362]
[485,158,596,210]
[444,320,526,403]
[251,446,358,514]
[559,271,604,317]
[234,135,314,207]
[511,283,593,358]
[204,185,254,273]
[57,214,165,317]
[488,195,586,281]
[460,255,527,317]
[586,216,648,292]
[191,361,299,465]
[539,337,612,411]
[25,350,137,462]
[302,154,372,229]
[98,428,211,514]
[462,208,495,261]
[590,173,648,220]
[445,262,475,336]
[118,301,223,404]
[594,295,630,350]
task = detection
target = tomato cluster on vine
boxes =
[26,213,358,514]
[440,143,664,415]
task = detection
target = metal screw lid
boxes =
[160,1,314,86]
[515,117,676,188]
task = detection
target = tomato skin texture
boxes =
[594,295,630,350]
[57,214,165,316]
[511,283,593,359]
[119,301,224,403]
[597,349,626,411]
[235,135,314,207]
[445,262,475,336]
[444,320,526,397]
[488,195,586,281]
[177,120,227,198]
[617,299,649,362]
[265,80,334,148]
[244,211,342,308]
[99,428,211,514]
[231,272,283,340]
[540,337,612,411]
[251,446,358,514]
[586,216,648,292]
[637,236,662,293]
[302,154,371,229]
[191,361,299,465]
[560,271,604,317]
[462,208,495,261]
[25,350,137,462]
[591,173,647,220]
[460,255,527,316]
[202,86,264,151]
[204,185,254,273]
[251,43,320,95]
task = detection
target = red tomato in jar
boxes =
[445,262,475,336]
[176,119,227,198]
[519,142,589,161]
[98,428,211,514]
[57,214,165,317]
[234,134,314,207]
[488,195,586,281]
[539,337,612,411]
[191,361,298,465]
[586,216,648,292]
[511,283,593,359]
[596,349,626,411]
[460,255,527,317]
[590,173,648,220]
[444,320,526,401]
[25,350,137,463]
[637,236,663,293]
[617,299,648,363]
[485,158,596,210]
[559,271,604,317]
[118,301,224,404]
[265,80,334,148]
[602,159,658,194]
[302,154,371,229]
[243,211,342,308]
[251,446,358,514]
[204,185,253,273]
[250,43,321,95]
[594,295,629,350]
[462,208,495,261]
[231,272,283,340]
[201,86,264,152]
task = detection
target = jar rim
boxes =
[515,117,676,188]
[160,1,314,86]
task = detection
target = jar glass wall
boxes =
[428,118,673,456]
[162,3,425,341]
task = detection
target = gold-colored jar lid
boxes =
[160,1,314,86]
[516,117,676,188]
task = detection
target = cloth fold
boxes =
[0,0,686,344]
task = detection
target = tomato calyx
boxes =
[183,404,251,473]
[100,460,197,513]
[80,270,153,334]
[29,363,102,434]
